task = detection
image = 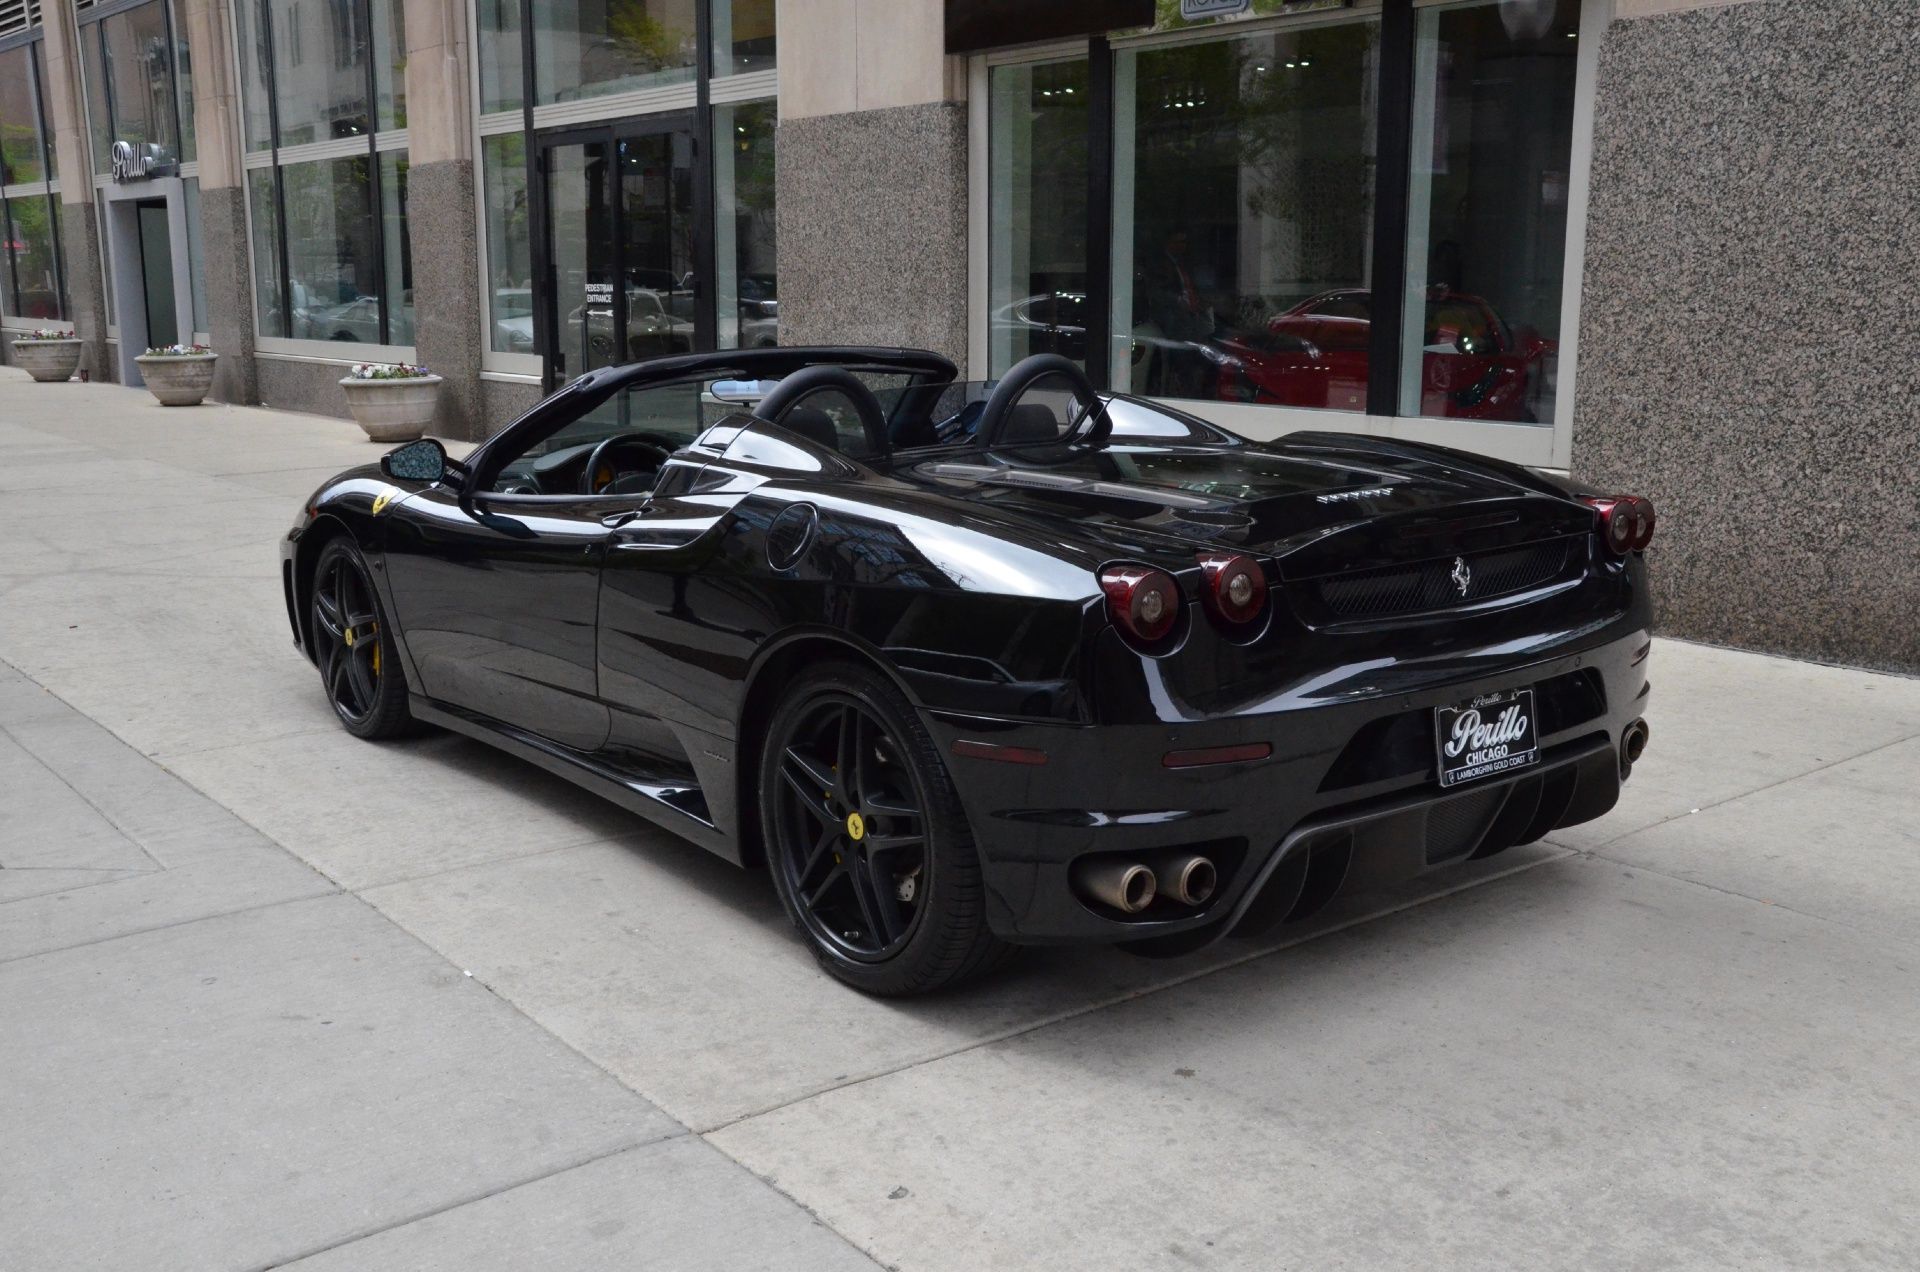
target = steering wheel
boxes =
[977,353,1111,449]
[581,432,677,495]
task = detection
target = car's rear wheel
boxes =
[760,662,1013,996]
[311,538,414,740]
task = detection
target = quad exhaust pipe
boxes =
[1156,854,1218,907]
[1072,854,1218,914]
[1620,719,1651,778]
[1073,860,1157,913]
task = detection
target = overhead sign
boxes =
[110,140,176,183]
[945,0,1154,54]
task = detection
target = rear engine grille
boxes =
[1310,537,1580,621]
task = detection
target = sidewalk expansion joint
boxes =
[253,1134,692,1271]
[695,848,1570,1138]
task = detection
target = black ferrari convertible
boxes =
[282,347,1655,995]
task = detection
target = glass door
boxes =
[540,132,617,386]
[136,198,179,350]
[538,115,700,389]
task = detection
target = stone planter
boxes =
[12,338,83,383]
[339,373,443,443]
[135,353,218,406]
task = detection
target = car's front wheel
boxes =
[310,538,414,739]
[760,662,1012,996]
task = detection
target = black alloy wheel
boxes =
[762,662,1012,996]
[310,539,414,739]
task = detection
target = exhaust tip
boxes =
[1073,860,1158,914]
[1158,855,1218,906]
[1620,719,1651,776]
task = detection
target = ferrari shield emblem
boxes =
[372,490,395,516]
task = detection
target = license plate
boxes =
[1434,688,1540,788]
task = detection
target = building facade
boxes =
[0,0,1912,672]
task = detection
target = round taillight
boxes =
[1197,552,1268,626]
[1583,494,1656,557]
[1099,564,1181,643]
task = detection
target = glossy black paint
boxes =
[283,346,1653,948]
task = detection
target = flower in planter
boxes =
[15,328,78,341]
[142,343,213,357]
[345,361,434,381]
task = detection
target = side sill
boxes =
[409,695,742,865]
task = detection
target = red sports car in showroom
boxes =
[1249,288,1557,421]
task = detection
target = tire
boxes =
[760,661,1014,996]
[310,538,415,740]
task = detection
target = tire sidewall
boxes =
[312,538,410,739]
[759,662,978,994]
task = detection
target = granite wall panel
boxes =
[59,201,112,383]
[198,183,259,404]
[1572,0,1920,672]
[775,101,969,365]
[481,378,543,436]
[257,357,353,420]
[408,159,487,439]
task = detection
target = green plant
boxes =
[345,361,433,380]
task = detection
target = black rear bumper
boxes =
[925,626,1650,948]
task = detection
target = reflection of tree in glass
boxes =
[1132,23,1373,329]
[607,1,691,72]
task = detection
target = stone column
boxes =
[38,0,110,381]
[180,0,258,403]
[774,0,969,365]
[403,0,485,439]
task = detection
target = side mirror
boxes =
[382,438,448,484]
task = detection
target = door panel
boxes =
[383,489,613,753]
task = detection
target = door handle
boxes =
[600,509,646,528]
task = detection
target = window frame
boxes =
[968,0,1610,471]
[229,0,413,355]
[0,30,70,328]
[469,0,781,382]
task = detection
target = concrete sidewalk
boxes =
[2,370,1917,1270]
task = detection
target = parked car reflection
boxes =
[1267,288,1556,422]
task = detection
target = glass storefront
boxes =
[985,0,1589,449]
[235,0,413,346]
[0,38,65,323]
[75,0,208,351]
[478,0,778,381]
[534,0,698,106]
[987,57,1089,373]
[714,100,776,350]
[1399,0,1579,424]
[713,0,775,77]
[1117,20,1378,409]
[482,133,532,353]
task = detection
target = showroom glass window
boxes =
[534,0,697,106]
[714,100,775,350]
[476,0,779,362]
[235,0,414,345]
[987,56,1090,375]
[0,37,66,323]
[1398,0,1582,426]
[981,0,1594,464]
[1113,19,1379,409]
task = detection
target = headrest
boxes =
[1001,403,1063,445]
[779,406,839,452]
